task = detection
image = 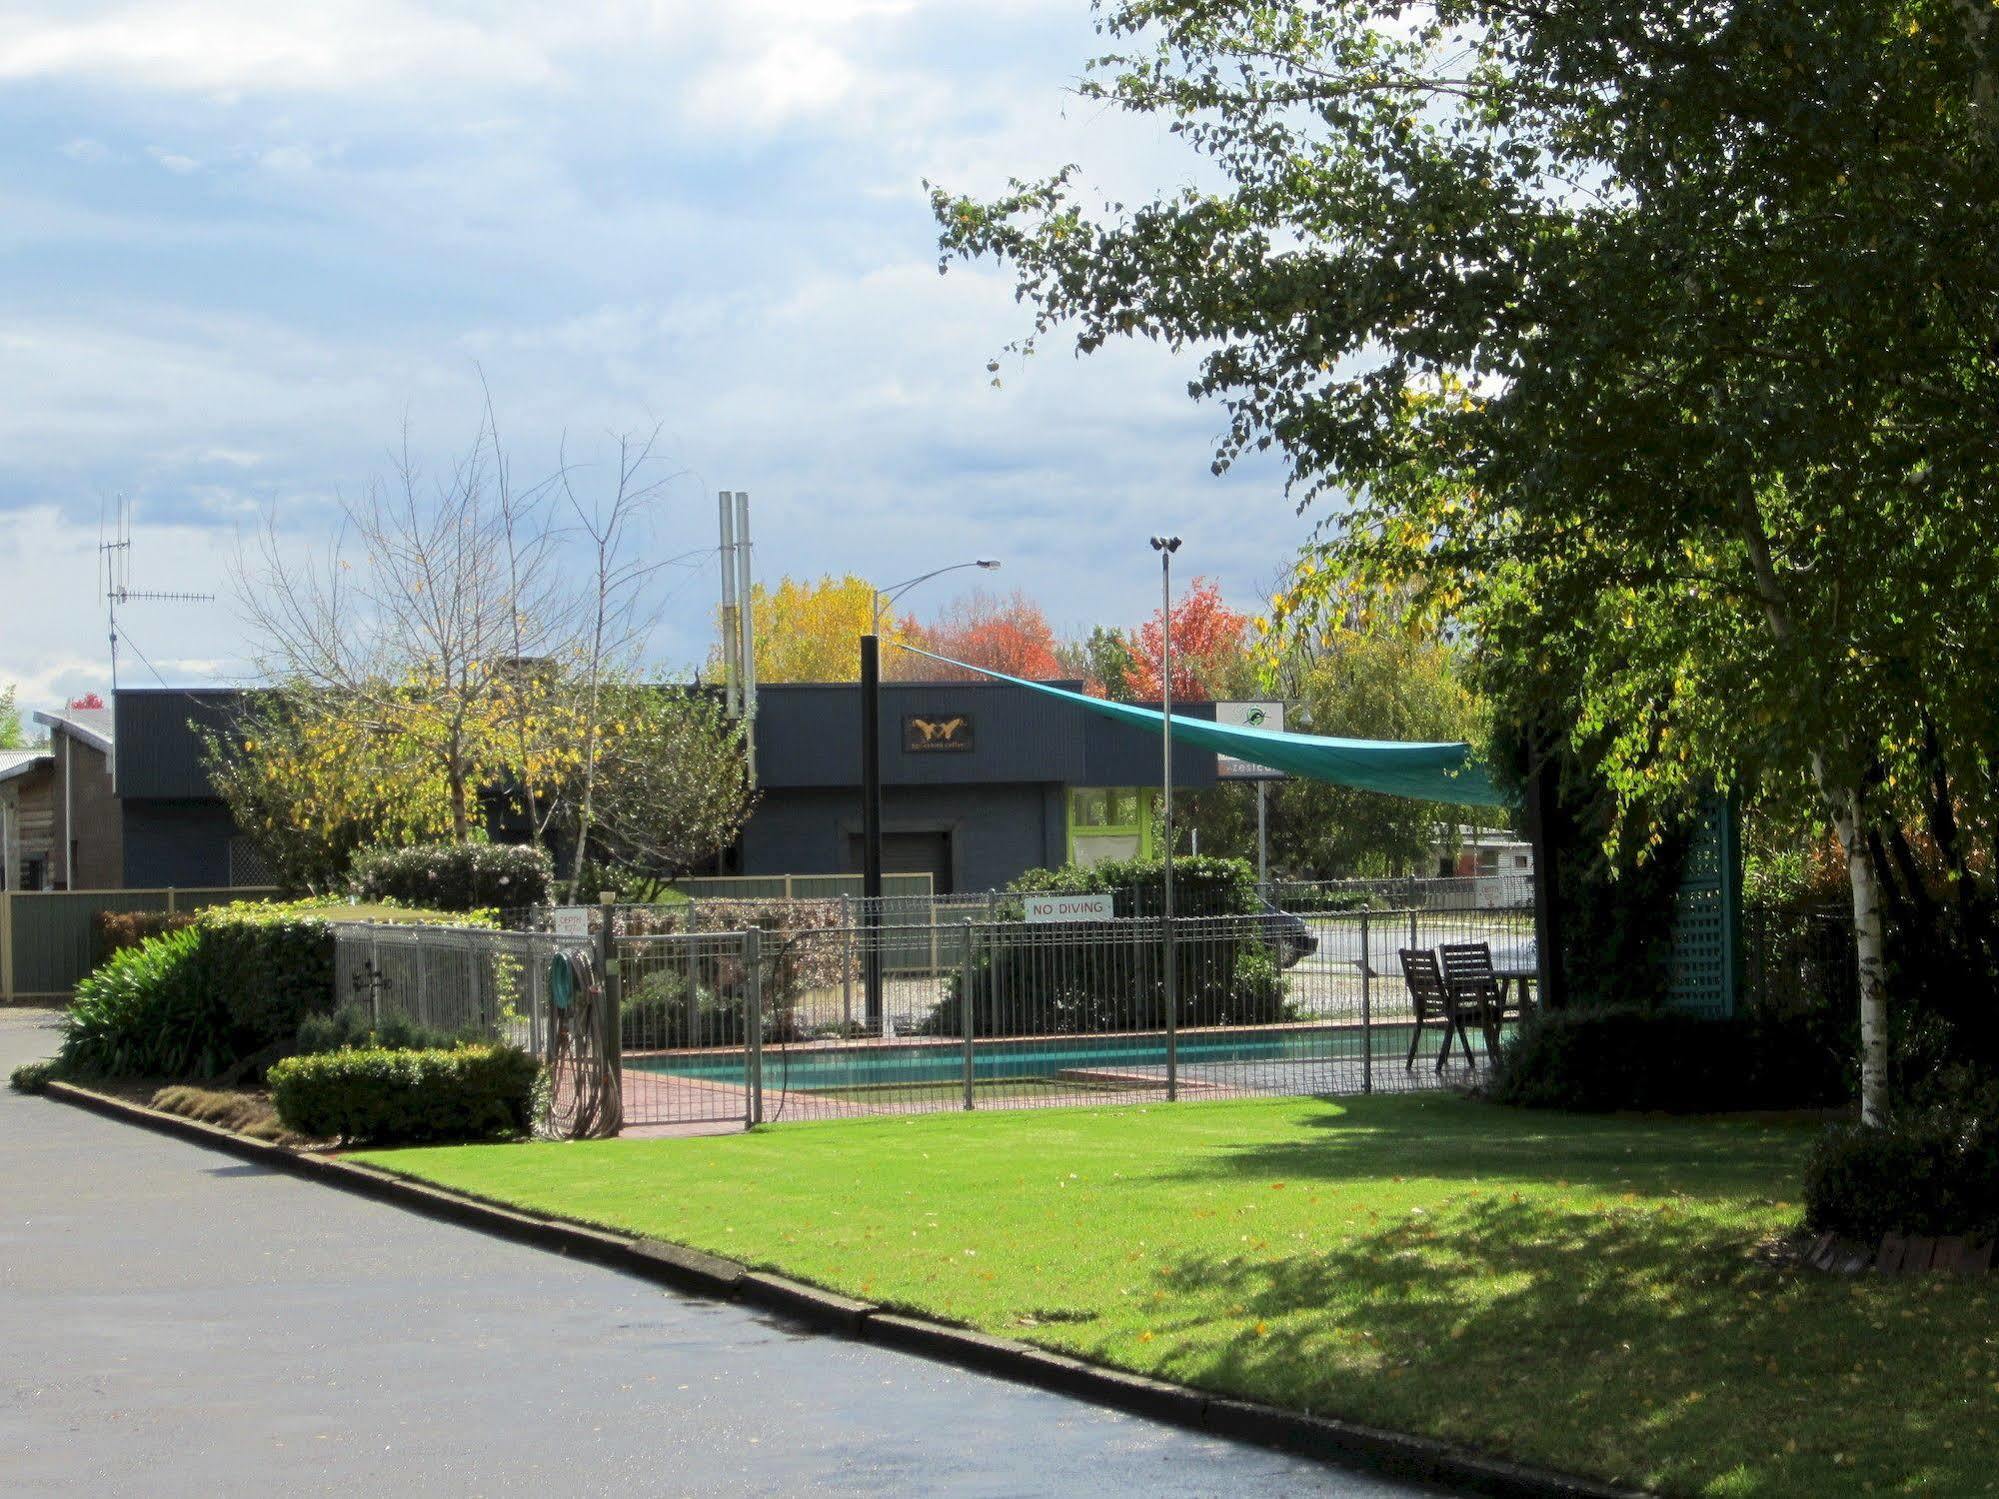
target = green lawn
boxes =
[357,1095,1999,1497]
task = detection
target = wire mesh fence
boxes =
[333,875,1541,1131]
[615,897,1538,1127]
[331,924,556,1053]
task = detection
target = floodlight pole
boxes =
[1151,535,1182,1100]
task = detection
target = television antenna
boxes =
[98,496,213,773]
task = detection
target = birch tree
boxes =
[935,0,1999,1122]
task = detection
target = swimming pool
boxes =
[627,1021,1494,1093]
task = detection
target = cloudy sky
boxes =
[0,0,1308,720]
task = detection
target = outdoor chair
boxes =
[1438,942,1524,1057]
[1400,948,1474,1072]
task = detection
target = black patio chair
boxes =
[1438,941,1521,1056]
[1400,947,1474,1072]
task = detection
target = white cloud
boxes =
[0,1,1314,705]
[146,146,198,172]
[0,2,555,95]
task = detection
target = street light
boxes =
[860,557,1001,1032]
[872,560,1000,635]
[1150,535,1182,1100]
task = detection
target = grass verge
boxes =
[356,1094,1999,1497]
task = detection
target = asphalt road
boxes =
[0,1009,1434,1498]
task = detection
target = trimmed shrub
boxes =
[1488,1005,1852,1113]
[350,843,554,913]
[10,1058,56,1094]
[295,1003,470,1055]
[268,1044,541,1144]
[60,905,339,1079]
[1009,853,1263,918]
[1804,1114,1999,1242]
[94,909,196,961]
[1276,887,1379,914]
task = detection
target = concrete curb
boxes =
[41,1080,1651,1499]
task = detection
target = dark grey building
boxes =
[112,681,1219,893]
[115,689,254,888]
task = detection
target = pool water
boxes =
[628,1021,1493,1093]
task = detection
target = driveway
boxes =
[0,1010,1434,1498]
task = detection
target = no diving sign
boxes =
[1025,893,1116,923]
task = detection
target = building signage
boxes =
[1213,700,1287,780]
[904,713,974,752]
[1025,893,1116,923]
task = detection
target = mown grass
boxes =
[356,1094,1999,1497]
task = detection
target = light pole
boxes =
[860,557,1000,1031]
[1150,535,1181,1100]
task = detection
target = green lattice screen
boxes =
[1666,795,1741,1017]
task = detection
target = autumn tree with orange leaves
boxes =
[903,589,1063,681]
[1122,578,1254,702]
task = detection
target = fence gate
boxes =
[615,929,767,1128]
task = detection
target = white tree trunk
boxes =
[1827,783,1891,1124]
[1741,511,1889,1122]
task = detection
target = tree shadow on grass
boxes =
[1163,1096,1811,1200]
[1138,1193,1979,1497]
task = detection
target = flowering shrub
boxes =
[350,843,554,913]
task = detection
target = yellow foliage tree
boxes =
[726,574,918,684]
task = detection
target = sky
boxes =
[0,0,1311,724]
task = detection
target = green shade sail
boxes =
[896,645,1509,808]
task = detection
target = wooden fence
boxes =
[0,887,279,1002]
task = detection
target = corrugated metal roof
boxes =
[0,748,52,784]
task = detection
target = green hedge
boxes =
[1008,853,1263,918]
[1273,887,1379,913]
[1487,1005,1852,1113]
[1803,1115,1999,1241]
[295,1002,471,1055]
[268,1044,541,1144]
[350,843,553,913]
[920,855,1294,1038]
[59,905,339,1079]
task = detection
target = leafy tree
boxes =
[0,684,22,751]
[1058,625,1141,700]
[738,574,916,683]
[200,685,460,891]
[583,686,757,891]
[904,588,1064,680]
[1124,577,1254,701]
[933,0,1999,1121]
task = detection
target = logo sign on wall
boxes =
[1025,893,1116,923]
[1213,701,1287,780]
[904,713,975,752]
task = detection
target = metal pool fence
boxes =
[331,875,1538,1131]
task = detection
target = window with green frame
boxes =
[1070,787,1146,830]
[1066,788,1158,866]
